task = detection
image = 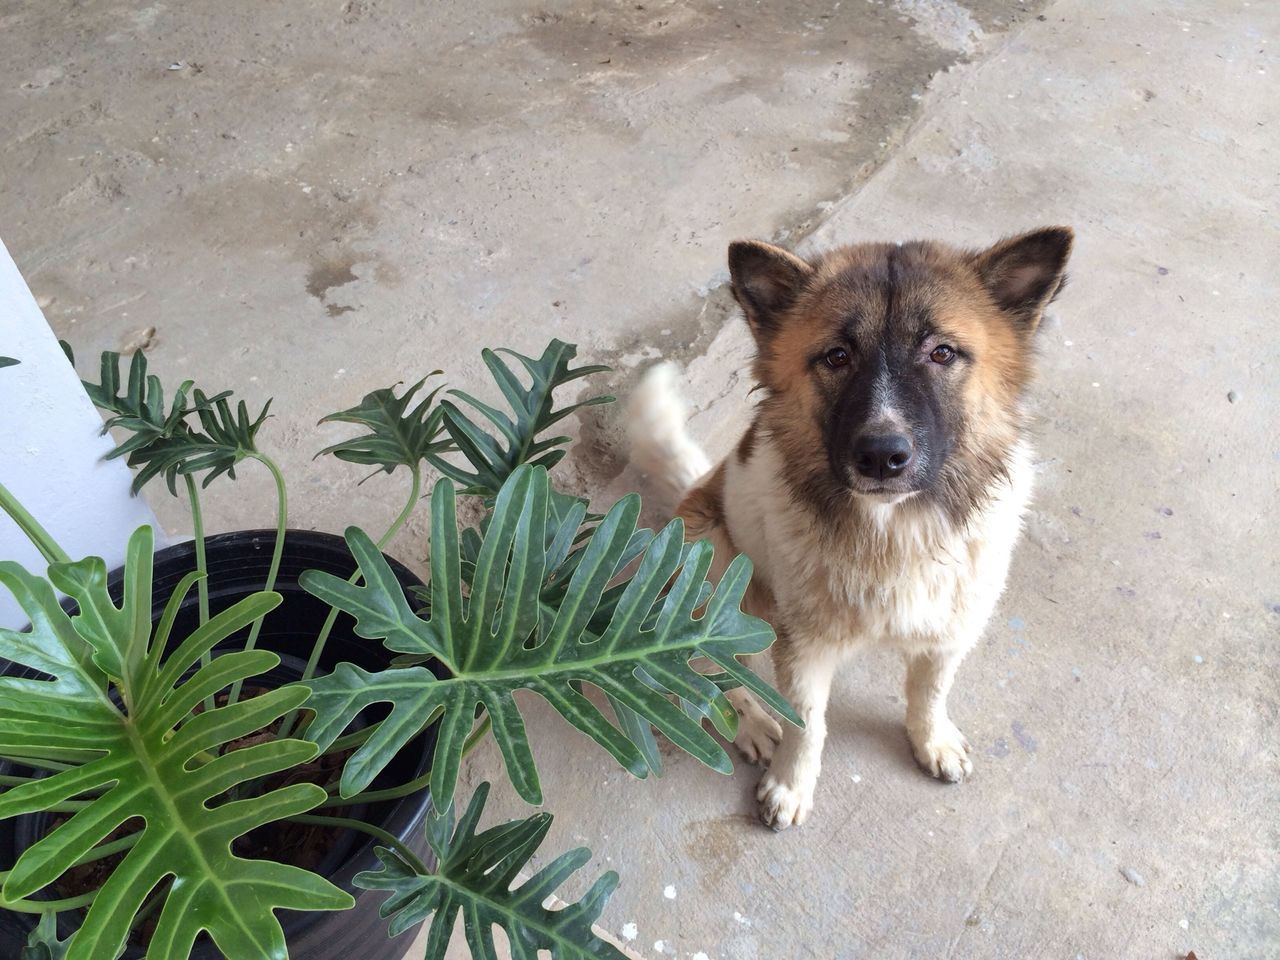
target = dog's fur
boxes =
[630,227,1072,829]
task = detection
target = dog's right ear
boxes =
[728,240,813,337]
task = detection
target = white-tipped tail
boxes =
[628,362,712,509]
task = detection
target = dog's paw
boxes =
[734,703,783,766]
[909,721,973,783]
[756,771,815,831]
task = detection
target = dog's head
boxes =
[730,227,1072,520]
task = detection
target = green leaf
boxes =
[431,340,614,497]
[0,526,352,960]
[20,912,72,960]
[301,465,798,810]
[355,783,626,959]
[68,348,267,495]
[0,356,19,369]
[315,374,453,479]
[76,350,203,493]
[605,688,664,777]
[177,389,272,490]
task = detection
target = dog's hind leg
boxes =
[712,543,784,767]
[677,468,783,766]
[904,647,974,783]
[692,534,783,767]
[725,673,783,766]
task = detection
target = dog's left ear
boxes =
[971,226,1073,332]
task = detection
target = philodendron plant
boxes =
[0,341,799,959]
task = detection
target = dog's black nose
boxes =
[852,434,914,480]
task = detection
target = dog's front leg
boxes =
[904,646,974,782]
[755,640,838,830]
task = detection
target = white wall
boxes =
[0,238,162,628]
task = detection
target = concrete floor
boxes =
[2,1,1277,958]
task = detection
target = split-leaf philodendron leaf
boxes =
[301,463,799,810]
[355,782,625,959]
[416,338,684,774]
[63,346,269,495]
[432,340,613,498]
[0,526,352,960]
[315,374,454,478]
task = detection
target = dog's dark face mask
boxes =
[728,228,1072,517]
[820,329,957,499]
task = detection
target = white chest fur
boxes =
[722,436,1033,653]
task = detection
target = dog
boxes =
[630,227,1072,829]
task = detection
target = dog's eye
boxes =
[929,344,957,365]
[824,347,851,369]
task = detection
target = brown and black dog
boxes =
[630,228,1072,829]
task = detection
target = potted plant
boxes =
[0,340,799,959]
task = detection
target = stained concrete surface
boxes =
[1,1,1277,958]
[0,0,1045,545]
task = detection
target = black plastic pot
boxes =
[0,529,445,960]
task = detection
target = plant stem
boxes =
[0,757,75,773]
[279,465,422,740]
[185,473,216,712]
[315,712,485,809]
[308,464,421,683]
[184,475,211,626]
[0,479,70,565]
[374,464,423,553]
[316,766,430,808]
[0,889,98,914]
[227,453,288,705]
[321,722,379,755]
[0,833,144,884]
[0,838,138,915]
[129,884,165,932]
[72,832,139,868]
[288,814,430,876]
